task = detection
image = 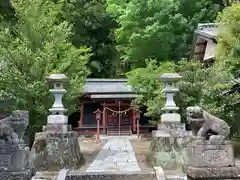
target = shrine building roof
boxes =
[84,78,135,94]
[195,23,218,41]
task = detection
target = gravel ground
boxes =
[130,136,154,172]
[78,136,105,172]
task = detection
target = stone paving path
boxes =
[86,137,141,173]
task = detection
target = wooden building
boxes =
[190,23,218,64]
[69,78,155,136]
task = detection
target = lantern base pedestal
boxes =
[150,122,192,170]
[47,115,68,124]
[31,131,83,171]
[45,115,70,132]
[161,113,181,124]
[43,124,70,132]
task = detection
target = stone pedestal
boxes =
[0,145,34,180]
[150,124,192,170]
[31,131,83,171]
[0,110,34,180]
[150,73,192,172]
[185,139,239,179]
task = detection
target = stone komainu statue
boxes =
[186,106,230,143]
[0,117,19,145]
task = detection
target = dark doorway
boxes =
[68,111,80,128]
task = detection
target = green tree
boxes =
[216,3,240,78]
[0,0,90,145]
[214,3,240,135]
[59,0,120,78]
[0,0,15,22]
[127,60,240,134]
[0,0,120,78]
[127,60,174,119]
[107,0,221,72]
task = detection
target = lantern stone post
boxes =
[150,73,192,173]
[160,73,181,125]
[31,74,83,172]
[45,74,69,132]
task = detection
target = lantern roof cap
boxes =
[46,74,68,82]
[160,73,182,82]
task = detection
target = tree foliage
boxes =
[59,0,120,78]
[0,0,120,78]
[0,0,90,145]
[0,0,15,23]
[107,0,221,72]
[216,3,240,78]
[127,60,240,134]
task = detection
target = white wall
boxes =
[204,40,216,60]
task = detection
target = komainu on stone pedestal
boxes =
[185,106,239,179]
[186,106,230,143]
[0,110,34,180]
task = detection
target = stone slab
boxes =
[186,142,234,167]
[57,169,69,180]
[66,171,156,180]
[0,168,34,180]
[86,137,141,173]
[165,171,188,180]
[154,166,166,180]
[186,166,239,179]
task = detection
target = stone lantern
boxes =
[31,73,83,172]
[150,73,192,172]
[160,73,181,124]
[46,74,69,132]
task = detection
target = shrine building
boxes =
[68,78,155,136]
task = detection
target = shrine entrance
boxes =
[104,101,133,136]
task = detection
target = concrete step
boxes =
[154,168,187,180]
[66,171,156,180]
[166,174,187,180]
[32,169,70,180]
[31,171,58,180]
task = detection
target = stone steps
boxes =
[107,127,132,136]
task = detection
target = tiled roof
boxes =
[195,23,219,40]
[90,94,137,99]
[84,78,134,94]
